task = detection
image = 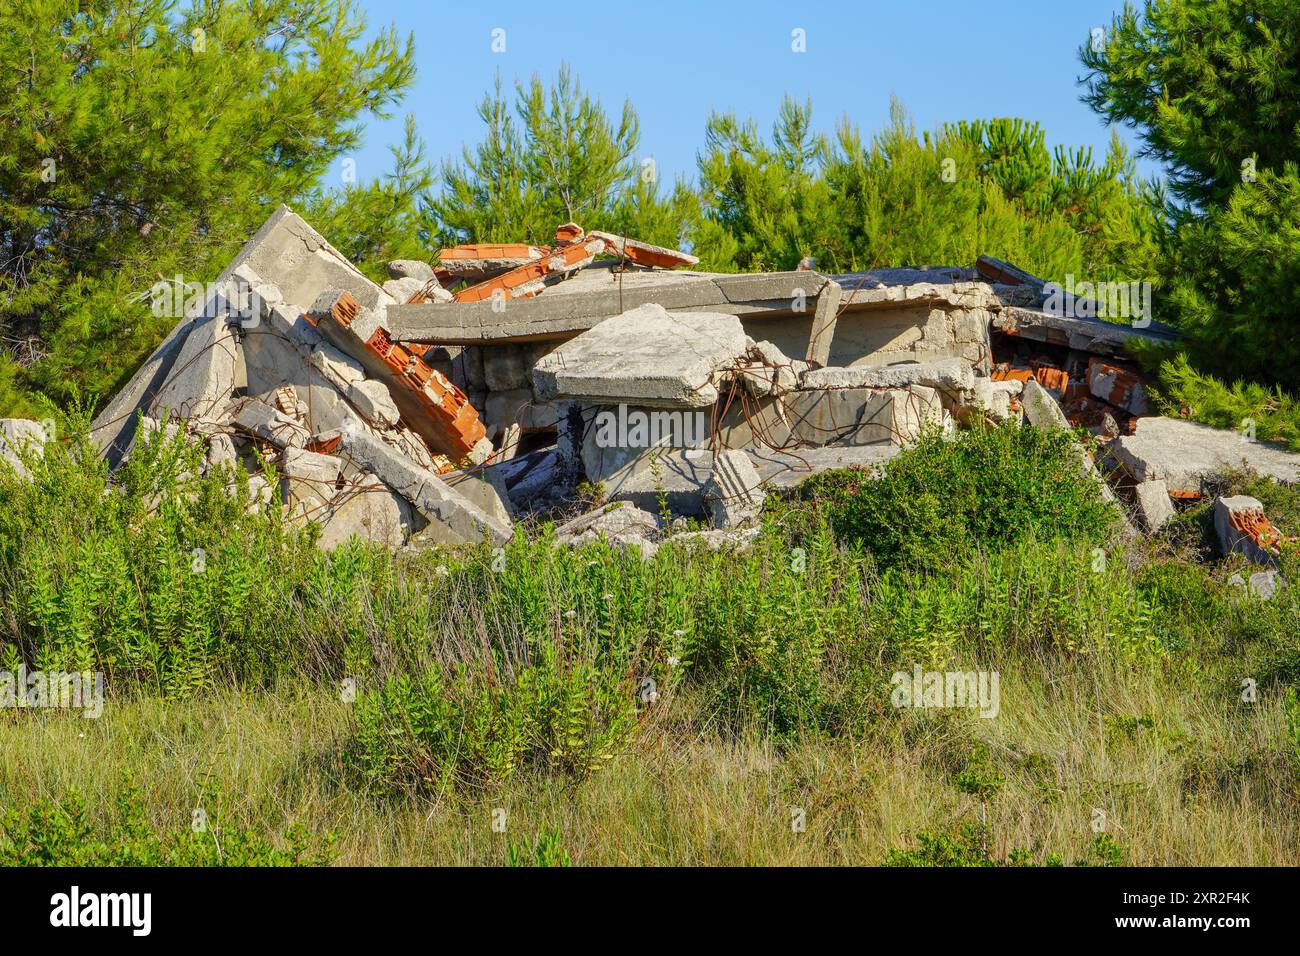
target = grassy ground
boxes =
[1,420,1298,865]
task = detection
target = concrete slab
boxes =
[0,419,48,478]
[1111,417,1300,493]
[92,205,389,467]
[533,304,749,407]
[1133,478,1176,533]
[333,427,511,546]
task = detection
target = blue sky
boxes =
[337,0,1157,190]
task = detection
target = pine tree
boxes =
[0,1,417,415]
[1081,0,1300,389]
[427,66,693,251]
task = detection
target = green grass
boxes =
[1,416,1298,865]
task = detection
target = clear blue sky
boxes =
[338,0,1157,190]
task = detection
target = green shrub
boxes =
[506,829,572,867]
[0,788,333,866]
[794,423,1116,572]
[349,643,640,795]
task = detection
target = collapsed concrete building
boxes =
[5,203,1298,564]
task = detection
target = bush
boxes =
[794,423,1116,572]
[0,788,333,867]
[348,644,640,795]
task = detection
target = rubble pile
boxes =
[3,205,1299,567]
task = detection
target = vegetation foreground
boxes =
[1,420,1298,865]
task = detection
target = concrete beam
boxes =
[386,271,843,346]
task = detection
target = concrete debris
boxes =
[668,526,762,552]
[280,446,343,508]
[1020,380,1071,432]
[233,399,309,449]
[1228,568,1284,600]
[0,419,49,477]
[1112,418,1300,494]
[800,357,975,396]
[1133,478,1177,533]
[86,205,1238,556]
[532,304,750,407]
[382,276,430,304]
[387,260,436,282]
[331,426,511,547]
[703,449,766,529]
[1214,495,1288,566]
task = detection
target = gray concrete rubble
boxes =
[95,204,1277,558]
[330,426,511,546]
[703,450,765,529]
[1132,478,1177,533]
[1228,568,1284,600]
[555,501,662,557]
[1111,418,1300,493]
[1020,380,1071,431]
[532,304,751,407]
[0,419,49,478]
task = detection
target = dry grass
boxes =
[2,652,1294,866]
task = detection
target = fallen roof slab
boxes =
[993,306,1177,356]
[386,270,841,347]
[531,303,750,407]
[1110,416,1300,493]
[92,204,391,468]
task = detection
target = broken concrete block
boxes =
[310,342,367,390]
[556,502,661,542]
[703,450,766,529]
[382,276,428,304]
[233,400,309,449]
[443,469,514,525]
[1228,568,1284,600]
[668,526,762,552]
[280,446,343,508]
[348,379,401,428]
[205,432,238,472]
[0,419,48,478]
[149,308,240,423]
[387,260,436,282]
[532,304,750,407]
[333,427,511,546]
[1214,495,1285,565]
[1112,417,1300,494]
[556,502,662,560]
[316,473,413,551]
[1021,379,1071,431]
[799,357,975,396]
[1133,478,1176,533]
